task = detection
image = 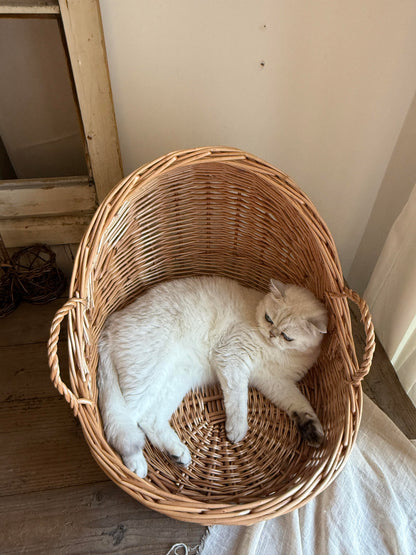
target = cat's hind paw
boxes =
[226,419,248,444]
[169,444,192,468]
[123,451,148,478]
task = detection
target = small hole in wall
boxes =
[260,61,266,68]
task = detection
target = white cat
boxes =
[98,276,328,478]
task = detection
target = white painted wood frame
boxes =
[58,0,123,202]
[0,176,97,218]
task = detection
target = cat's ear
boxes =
[270,279,287,298]
[307,315,328,335]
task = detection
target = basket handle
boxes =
[48,298,93,416]
[343,287,376,383]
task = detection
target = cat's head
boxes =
[256,279,328,353]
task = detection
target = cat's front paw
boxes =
[123,451,148,478]
[226,418,248,444]
[294,413,324,447]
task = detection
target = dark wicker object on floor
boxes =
[0,234,66,315]
[0,265,21,318]
[0,234,20,317]
[12,244,66,304]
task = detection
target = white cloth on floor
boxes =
[197,395,416,555]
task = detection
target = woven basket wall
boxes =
[48,147,375,525]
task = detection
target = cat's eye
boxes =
[265,313,273,324]
[281,332,294,342]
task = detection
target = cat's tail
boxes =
[98,336,147,477]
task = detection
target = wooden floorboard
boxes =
[0,294,415,553]
[0,342,67,402]
[0,297,66,347]
[349,299,416,440]
[0,396,107,496]
[0,481,205,554]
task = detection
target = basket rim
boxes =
[69,146,344,300]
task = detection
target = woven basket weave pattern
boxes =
[48,147,375,524]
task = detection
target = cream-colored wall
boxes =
[349,91,416,293]
[99,0,416,278]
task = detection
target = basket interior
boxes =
[69,156,355,518]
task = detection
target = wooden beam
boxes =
[0,213,93,247]
[0,0,59,14]
[0,176,96,218]
[58,0,123,202]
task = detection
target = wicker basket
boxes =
[48,147,375,525]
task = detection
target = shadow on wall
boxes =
[348,90,416,294]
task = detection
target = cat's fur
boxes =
[98,276,328,478]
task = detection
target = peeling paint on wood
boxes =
[0,177,97,219]
[0,213,94,247]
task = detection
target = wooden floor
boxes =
[1,296,415,554]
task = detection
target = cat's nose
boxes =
[269,328,278,338]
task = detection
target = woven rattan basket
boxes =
[48,147,375,525]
